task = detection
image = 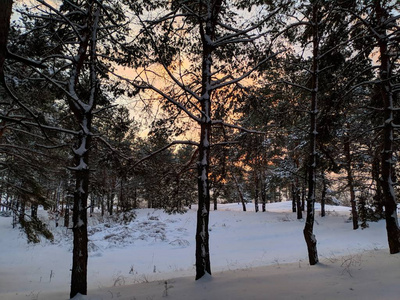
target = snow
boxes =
[0,202,399,300]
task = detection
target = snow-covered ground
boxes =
[0,202,398,299]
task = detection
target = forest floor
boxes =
[0,202,399,299]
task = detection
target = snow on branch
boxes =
[213,7,282,47]
[6,50,45,69]
[36,0,85,43]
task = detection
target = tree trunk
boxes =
[301,169,306,211]
[296,184,302,220]
[320,172,326,217]
[295,159,302,219]
[303,3,319,266]
[291,183,297,213]
[70,120,91,298]
[372,150,384,218]
[212,189,218,211]
[233,175,246,212]
[375,1,400,254]
[260,173,266,212]
[0,0,12,83]
[64,196,70,228]
[70,3,100,297]
[19,198,25,224]
[195,115,212,279]
[254,172,259,212]
[344,132,358,230]
[195,9,216,278]
[31,203,38,219]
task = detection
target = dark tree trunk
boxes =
[133,187,138,209]
[0,0,12,82]
[303,3,319,266]
[374,1,400,254]
[372,150,384,218]
[296,185,302,220]
[70,118,91,298]
[254,172,259,212]
[31,203,38,219]
[12,197,19,228]
[195,6,217,278]
[19,198,25,224]
[233,175,246,212]
[301,171,306,212]
[212,189,218,211]
[70,3,100,297]
[260,173,266,212]
[295,159,302,219]
[291,183,297,213]
[344,133,358,230]
[195,113,212,279]
[108,191,114,214]
[64,197,70,228]
[320,172,326,217]
[101,192,105,216]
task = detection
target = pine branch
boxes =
[130,140,199,169]
[212,120,265,134]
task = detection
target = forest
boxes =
[0,0,399,299]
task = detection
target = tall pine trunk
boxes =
[372,150,384,217]
[195,15,214,280]
[70,3,100,297]
[260,173,266,212]
[0,0,12,81]
[344,131,358,230]
[303,3,319,266]
[374,1,400,254]
[320,172,326,217]
[233,175,246,212]
[254,172,259,212]
[70,130,90,298]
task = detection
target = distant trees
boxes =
[355,0,400,253]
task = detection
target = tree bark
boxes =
[303,3,319,266]
[344,131,358,230]
[70,144,90,298]
[372,150,384,217]
[291,183,297,213]
[0,0,12,79]
[320,172,326,217]
[374,0,400,254]
[70,2,100,297]
[254,171,259,212]
[195,103,212,279]
[260,173,266,212]
[233,175,246,212]
[295,159,302,219]
[195,6,216,278]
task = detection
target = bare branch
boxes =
[212,120,265,134]
[131,140,199,169]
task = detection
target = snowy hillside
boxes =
[0,202,398,299]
